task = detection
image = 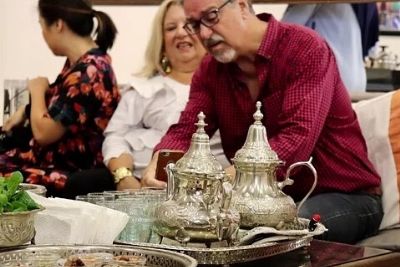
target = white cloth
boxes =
[102,75,229,178]
[28,192,129,245]
[282,4,366,92]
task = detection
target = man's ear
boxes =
[237,0,251,16]
[237,0,249,9]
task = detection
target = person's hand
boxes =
[28,77,49,97]
[141,151,167,188]
[2,105,27,132]
[225,165,236,182]
[116,176,141,191]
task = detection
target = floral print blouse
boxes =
[0,48,120,194]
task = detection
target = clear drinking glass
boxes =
[87,192,114,205]
[75,195,89,202]
[116,196,153,243]
[115,188,166,243]
[103,190,129,200]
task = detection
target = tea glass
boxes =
[103,190,129,200]
[87,192,114,205]
[116,188,166,243]
[75,195,89,202]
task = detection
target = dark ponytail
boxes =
[93,10,117,51]
[38,0,117,52]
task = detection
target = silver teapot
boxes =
[153,112,240,245]
[231,102,317,229]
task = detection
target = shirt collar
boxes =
[226,14,278,84]
[256,13,279,61]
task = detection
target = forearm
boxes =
[29,91,65,145]
[29,92,50,141]
[109,153,142,190]
[108,153,134,172]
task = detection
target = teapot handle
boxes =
[281,157,318,216]
[166,163,175,200]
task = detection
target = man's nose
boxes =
[199,24,213,40]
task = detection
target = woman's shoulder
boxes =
[125,74,169,98]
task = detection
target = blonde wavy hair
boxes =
[137,0,181,78]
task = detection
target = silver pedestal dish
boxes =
[0,245,197,267]
[20,183,47,197]
[0,207,44,247]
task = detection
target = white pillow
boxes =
[353,91,400,230]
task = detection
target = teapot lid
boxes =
[174,112,224,177]
[232,101,282,165]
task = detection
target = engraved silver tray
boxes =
[0,245,197,267]
[117,236,312,265]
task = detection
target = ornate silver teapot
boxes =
[231,102,317,229]
[153,112,240,245]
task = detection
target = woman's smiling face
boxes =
[163,4,206,71]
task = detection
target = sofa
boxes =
[352,90,400,251]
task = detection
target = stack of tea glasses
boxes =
[75,188,166,243]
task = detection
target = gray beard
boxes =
[213,48,237,63]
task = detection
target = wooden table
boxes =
[225,240,400,267]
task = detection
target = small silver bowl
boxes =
[19,183,47,197]
[0,207,44,247]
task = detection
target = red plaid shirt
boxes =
[155,14,380,200]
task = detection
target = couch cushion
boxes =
[358,227,400,251]
[353,90,400,230]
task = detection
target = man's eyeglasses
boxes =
[183,0,232,35]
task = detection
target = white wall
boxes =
[0,1,399,121]
[0,1,286,82]
[0,1,287,123]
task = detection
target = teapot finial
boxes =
[253,101,263,125]
[195,112,207,133]
[174,111,224,175]
[232,101,279,164]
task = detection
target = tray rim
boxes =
[0,244,197,267]
[116,236,313,265]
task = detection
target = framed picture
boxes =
[378,2,400,35]
[2,80,29,125]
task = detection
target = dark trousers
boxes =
[59,167,115,199]
[299,192,383,244]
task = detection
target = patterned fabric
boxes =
[0,48,120,195]
[155,14,381,201]
[354,91,400,229]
